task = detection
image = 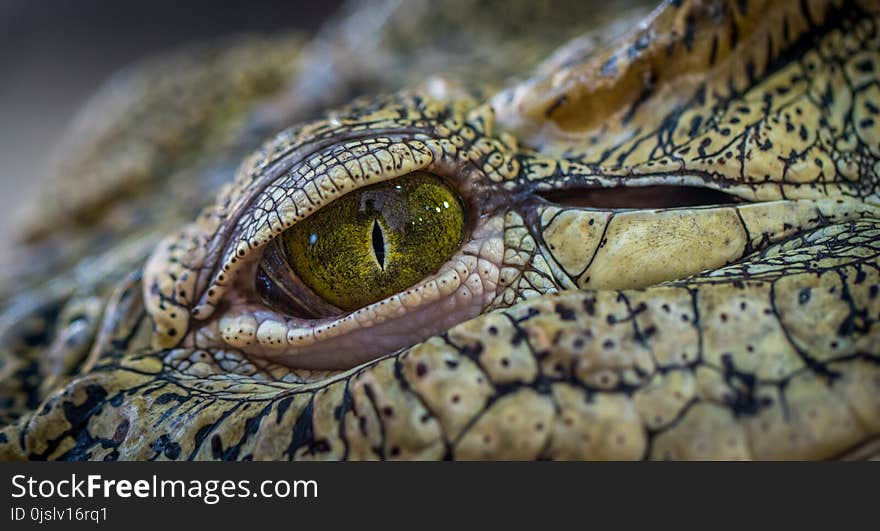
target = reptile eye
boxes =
[146,134,503,370]
[256,171,466,317]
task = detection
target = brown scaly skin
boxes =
[1,0,879,460]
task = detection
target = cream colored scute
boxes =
[543,208,612,277]
[579,208,747,290]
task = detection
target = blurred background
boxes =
[0,0,342,248]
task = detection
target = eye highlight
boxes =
[257,171,465,314]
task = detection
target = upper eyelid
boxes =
[191,129,430,295]
[189,135,456,321]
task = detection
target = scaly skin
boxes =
[1,0,879,460]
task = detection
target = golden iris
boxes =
[277,171,465,311]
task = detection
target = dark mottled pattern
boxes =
[0,0,878,460]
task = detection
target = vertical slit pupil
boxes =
[372,219,386,269]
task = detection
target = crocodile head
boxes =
[1,0,879,460]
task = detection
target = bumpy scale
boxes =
[0,0,878,460]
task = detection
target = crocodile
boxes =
[1,0,879,460]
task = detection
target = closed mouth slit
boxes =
[538,185,744,210]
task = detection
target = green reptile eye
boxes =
[257,171,465,314]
